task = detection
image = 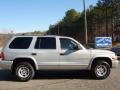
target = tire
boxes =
[15,62,35,82]
[91,61,111,79]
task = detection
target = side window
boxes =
[9,37,32,49]
[35,37,56,49]
[60,38,78,50]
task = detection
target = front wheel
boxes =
[91,61,111,79]
[15,62,35,81]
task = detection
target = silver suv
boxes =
[0,35,119,81]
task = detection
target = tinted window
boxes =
[35,37,56,49]
[60,38,78,50]
[9,37,32,49]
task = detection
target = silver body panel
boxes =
[0,35,119,70]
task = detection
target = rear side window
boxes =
[35,37,56,49]
[9,37,32,49]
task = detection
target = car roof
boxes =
[13,34,70,38]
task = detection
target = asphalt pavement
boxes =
[0,63,119,90]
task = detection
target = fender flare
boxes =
[13,56,38,70]
[88,55,112,70]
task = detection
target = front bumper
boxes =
[0,60,13,70]
[112,59,119,68]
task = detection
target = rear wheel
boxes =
[15,62,35,81]
[91,61,111,79]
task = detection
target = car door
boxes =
[33,37,59,70]
[59,38,90,70]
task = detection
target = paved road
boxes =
[0,63,119,90]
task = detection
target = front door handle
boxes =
[31,53,37,55]
[60,53,66,55]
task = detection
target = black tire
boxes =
[91,61,111,79]
[15,62,35,82]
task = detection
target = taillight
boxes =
[1,52,5,60]
[0,53,1,58]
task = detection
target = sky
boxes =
[0,0,98,33]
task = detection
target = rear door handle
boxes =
[31,53,37,55]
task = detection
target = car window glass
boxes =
[35,37,56,49]
[9,37,32,49]
[60,38,78,50]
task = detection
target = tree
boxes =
[63,9,80,26]
[47,0,120,43]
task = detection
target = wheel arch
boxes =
[88,57,112,70]
[12,57,38,74]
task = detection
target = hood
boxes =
[90,49,115,55]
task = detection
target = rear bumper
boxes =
[112,59,119,68]
[0,60,13,70]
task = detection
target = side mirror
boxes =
[74,45,81,50]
